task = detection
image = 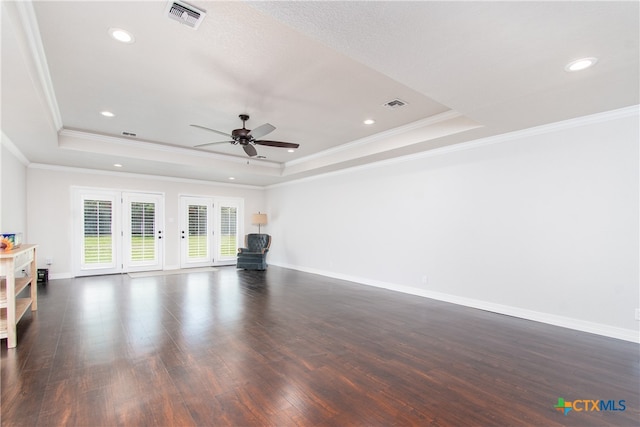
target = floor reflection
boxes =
[213,275,244,325]
[181,274,214,333]
[126,279,162,355]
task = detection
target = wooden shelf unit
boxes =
[0,244,38,348]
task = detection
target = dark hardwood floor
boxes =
[1,266,638,426]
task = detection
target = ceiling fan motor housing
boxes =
[233,114,252,144]
[232,128,252,142]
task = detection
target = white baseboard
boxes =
[271,262,640,344]
[47,263,222,279]
[48,272,73,280]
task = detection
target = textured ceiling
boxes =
[2,1,638,186]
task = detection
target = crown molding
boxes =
[12,1,63,131]
[284,109,464,168]
[28,163,266,190]
[267,104,639,189]
[281,110,482,177]
[58,128,282,169]
[1,131,30,166]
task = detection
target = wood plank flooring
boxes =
[1,266,638,426]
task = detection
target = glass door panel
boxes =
[180,197,212,268]
[123,193,164,272]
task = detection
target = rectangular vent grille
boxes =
[166,1,206,30]
[384,99,408,108]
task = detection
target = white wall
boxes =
[1,143,28,234]
[266,107,639,342]
[27,167,266,277]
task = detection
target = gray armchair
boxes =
[237,234,271,270]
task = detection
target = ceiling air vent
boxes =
[122,131,137,137]
[165,1,207,30]
[383,99,408,109]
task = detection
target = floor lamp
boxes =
[252,212,268,234]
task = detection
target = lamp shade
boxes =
[252,213,268,225]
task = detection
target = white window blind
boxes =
[188,204,208,259]
[83,199,113,264]
[130,202,156,262]
[220,206,238,257]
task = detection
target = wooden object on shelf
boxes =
[0,244,38,348]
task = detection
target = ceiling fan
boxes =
[191,114,300,157]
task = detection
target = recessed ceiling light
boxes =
[565,57,598,72]
[228,177,235,180]
[363,119,375,125]
[101,111,115,117]
[113,163,123,168]
[108,28,135,44]
[287,149,295,153]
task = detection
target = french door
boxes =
[180,197,212,268]
[74,189,164,276]
[122,193,164,272]
[77,190,120,275]
[180,196,242,268]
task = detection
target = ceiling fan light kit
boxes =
[191,114,300,158]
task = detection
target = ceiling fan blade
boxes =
[190,124,233,138]
[250,123,276,140]
[254,140,300,149]
[243,144,258,157]
[194,140,233,148]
